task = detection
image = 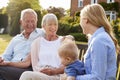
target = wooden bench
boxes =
[76,43,88,61]
[76,43,120,80]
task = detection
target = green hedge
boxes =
[70,33,87,42]
[112,18,120,45]
[99,2,119,12]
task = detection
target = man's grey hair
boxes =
[20,8,37,20]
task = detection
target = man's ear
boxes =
[19,20,22,24]
[84,18,89,24]
[42,25,45,28]
[19,20,23,32]
[86,18,89,24]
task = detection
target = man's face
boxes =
[21,13,37,34]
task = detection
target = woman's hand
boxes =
[40,65,65,75]
[40,67,56,75]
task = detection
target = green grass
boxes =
[0,34,12,54]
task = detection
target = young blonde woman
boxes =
[77,4,119,80]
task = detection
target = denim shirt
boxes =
[2,28,45,62]
[76,27,117,80]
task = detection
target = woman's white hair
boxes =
[41,13,58,27]
[20,8,37,20]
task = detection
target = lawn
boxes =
[0,34,12,54]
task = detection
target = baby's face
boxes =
[60,56,71,66]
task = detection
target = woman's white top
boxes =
[38,36,63,68]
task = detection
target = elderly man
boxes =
[0,8,45,80]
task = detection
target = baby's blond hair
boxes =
[58,40,79,61]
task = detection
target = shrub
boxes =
[69,23,82,33]
[70,33,87,42]
[112,18,120,45]
[57,23,71,35]
[75,11,80,17]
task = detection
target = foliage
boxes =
[65,9,70,16]
[99,2,119,12]
[75,11,80,17]
[35,10,42,28]
[0,14,8,29]
[57,15,86,42]
[69,23,82,33]
[0,7,7,14]
[7,0,41,36]
[111,18,120,45]
[41,9,48,16]
[57,22,71,35]
[0,8,8,33]
[59,16,74,24]
[0,34,12,54]
[118,11,120,17]
[70,33,87,42]
[99,2,120,20]
[47,6,65,20]
[9,14,21,36]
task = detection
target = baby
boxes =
[58,39,85,80]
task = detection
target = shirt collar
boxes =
[19,28,38,38]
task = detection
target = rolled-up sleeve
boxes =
[2,38,16,61]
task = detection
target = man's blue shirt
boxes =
[2,28,45,62]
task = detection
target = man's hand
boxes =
[0,57,4,63]
[0,57,10,66]
[0,61,10,66]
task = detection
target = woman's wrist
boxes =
[51,68,57,75]
[52,66,64,75]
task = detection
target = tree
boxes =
[47,6,65,20]
[7,0,41,36]
[0,7,8,34]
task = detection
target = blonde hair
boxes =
[58,40,79,61]
[41,13,58,27]
[20,8,37,20]
[80,4,119,53]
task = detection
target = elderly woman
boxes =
[19,13,66,80]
